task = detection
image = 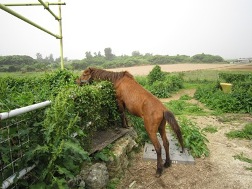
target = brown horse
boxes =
[76,67,184,177]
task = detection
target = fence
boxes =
[0,101,51,189]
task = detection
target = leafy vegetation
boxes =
[0,70,121,187]
[225,123,252,140]
[202,126,218,133]
[233,153,252,171]
[178,117,209,157]
[136,65,184,98]
[194,72,252,113]
[165,100,206,116]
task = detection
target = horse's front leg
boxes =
[117,100,129,128]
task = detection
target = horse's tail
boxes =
[164,110,184,152]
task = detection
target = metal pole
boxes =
[0,4,61,39]
[58,0,64,69]
[4,2,66,6]
[38,0,59,20]
[0,101,51,120]
[2,164,37,189]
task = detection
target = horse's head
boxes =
[76,67,93,86]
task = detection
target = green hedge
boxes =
[0,70,121,187]
[195,73,252,113]
[219,72,252,83]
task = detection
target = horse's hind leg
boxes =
[148,132,163,177]
[159,118,171,168]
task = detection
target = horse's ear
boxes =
[88,67,94,73]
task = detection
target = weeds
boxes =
[233,153,252,171]
[226,123,252,140]
[178,117,209,158]
[94,144,115,162]
[165,100,206,116]
[202,125,218,133]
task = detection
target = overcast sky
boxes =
[0,0,252,60]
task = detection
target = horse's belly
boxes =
[124,98,144,117]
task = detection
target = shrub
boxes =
[147,65,165,85]
[195,79,252,113]
[144,66,184,98]
[219,72,252,83]
[0,70,121,187]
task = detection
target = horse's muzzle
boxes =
[76,79,89,86]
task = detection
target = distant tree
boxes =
[85,51,93,59]
[8,65,19,72]
[55,57,68,63]
[0,55,36,65]
[104,47,114,60]
[132,51,141,56]
[49,54,54,62]
[191,53,224,63]
[144,53,153,56]
[36,53,43,60]
[97,51,102,57]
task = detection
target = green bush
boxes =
[219,72,252,83]
[0,69,76,111]
[142,66,184,98]
[23,81,121,187]
[0,70,121,187]
[194,78,252,113]
[147,65,166,85]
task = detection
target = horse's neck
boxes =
[93,71,116,82]
[93,75,110,81]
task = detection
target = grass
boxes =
[225,123,252,140]
[202,125,218,133]
[0,71,50,78]
[233,153,252,171]
[164,99,208,116]
[181,69,252,82]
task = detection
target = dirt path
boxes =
[117,89,252,189]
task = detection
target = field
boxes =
[110,63,252,189]
[108,63,252,75]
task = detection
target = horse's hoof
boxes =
[155,168,163,177]
[164,160,172,168]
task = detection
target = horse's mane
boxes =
[90,68,134,83]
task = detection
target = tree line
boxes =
[72,48,225,70]
[0,48,225,72]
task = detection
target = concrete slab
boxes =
[90,127,132,154]
[143,132,194,164]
